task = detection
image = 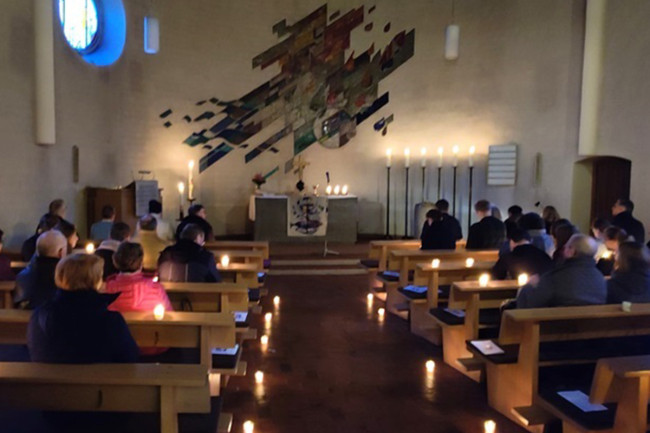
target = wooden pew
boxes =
[0,282,13,309]
[468,304,650,432]
[217,263,261,289]
[210,250,265,270]
[0,362,213,433]
[163,282,249,314]
[366,239,467,272]
[204,241,269,260]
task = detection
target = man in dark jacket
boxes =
[466,200,506,250]
[492,229,553,280]
[159,224,221,282]
[612,198,646,243]
[175,204,214,242]
[95,222,131,279]
[435,199,462,242]
[420,209,456,250]
[516,234,607,308]
[14,231,67,309]
[21,213,60,261]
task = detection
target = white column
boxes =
[579,0,607,156]
[34,0,56,146]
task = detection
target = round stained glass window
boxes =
[59,0,101,53]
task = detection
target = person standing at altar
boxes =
[466,199,506,250]
[158,224,221,282]
[175,204,214,242]
[435,199,463,242]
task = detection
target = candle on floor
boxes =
[265,312,272,322]
[518,273,529,286]
[431,258,440,268]
[273,296,280,306]
[367,293,374,302]
[153,304,165,320]
[484,420,496,433]
[425,360,435,373]
[85,243,95,254]
[220,255,230,268]
[386,148,392,167]
[243,421,255,433]
[378,308,385,318]
[465,257,475,268]
[479,273,490,287]
[254,371,264,384]
[260,335,269,345]
[334,184,341,195]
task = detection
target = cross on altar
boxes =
[293,155,310,181]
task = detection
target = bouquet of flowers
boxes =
[252,173,266,188]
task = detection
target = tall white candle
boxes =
[452,145,459,167]
[188,160,195,200]
[386,149,392,167]
[469,146,476,167]
[404,148,410,168]
[178,182,185,208]
[437,147,443,167]
[420,148,426,167]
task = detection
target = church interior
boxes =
[1,0,650,432]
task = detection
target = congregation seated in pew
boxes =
[504,205,522,239]
[420,209,456,250]
[518,212,554,256]
[606,241,650,304]
[134,214,169,270]
[550,219,578,265]
[158,224,222,283]
[176,203,214,242]
[58,219,81,254]
[434,199,463,242]
[612,197,646,243]
[133,199,175,242]
[89,204,115,242]
[0,229,14,281]
[21,213,59,261]
[466,200,506,250]
[516,234,607,308]
[14,231,67,310]
[491,228,553,280]
[95,221,131,279]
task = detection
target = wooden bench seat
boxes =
[163,282,249,314]
[217,263,263,289]
[466,303,650,432]
[0,281,13,309]
[204,241,269,260]
[0,362,211,433]
[209,250,266,270]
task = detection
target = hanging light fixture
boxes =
[444,0,460,60]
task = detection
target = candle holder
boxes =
[452,166,458,217]
[468,165,474,234]
[404,166,410,238]
[437,166,442,200]
[385,166,391,238]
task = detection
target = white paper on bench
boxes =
[234,311,248,322]
[444,308,466,318]
[470,339,505,355]
[383,271,399,278]
[212,344,240,356]
[403,285,427,294]
[558,390,607,412]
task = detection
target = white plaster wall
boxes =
[0,0,586,248]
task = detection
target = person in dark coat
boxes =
[611,198,646,243]
[607,241,650,304]
[504,205,523,239]
[466,200,506,250]
[159,224,222,282]
[551,220,578,265]
[517,234,607,308]
[21,213,60,261]
[420,209,456,250]
[492,229,553,280]
[14,231,68,309]
[27,253,139,364]
[435,199,463,242]
[175,204,214,242]
[95,222,131,280]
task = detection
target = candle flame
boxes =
[260,335,269,345]
[188,160,195,169]
[404,148,410,156]
[85,243,95,254]
[243,421,255,433]
[518,273,529,285]
[386,148,392,156]
[273,296,280,306]
[425,360,435,372]
[153,304,165,320]
[479,273,490,287]
[465,257,475,268]
[484,420,496,433]
[469,146,476,155]
[438,146,444,155]
[421,147,426,156]
[342,185,349,195]
[254,370,264,384]
[220,255,230,267]
[378,308,385,317]
[334,185,341,195]
[452,145,460,154]
[326,185,332,195]
[431,258,441,268]
[265,312,272,322]
[178,182,185,194]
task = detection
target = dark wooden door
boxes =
[590,157,631,221]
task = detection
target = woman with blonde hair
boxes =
[27,253,139,363]
[607,241,650,304]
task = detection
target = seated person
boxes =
[420,209,456,250]
[591,217,612,260]
[519,212,554,256]
[504,205,523,239]
[435,199,463,242]
[95,222,131,279]
[134,200,175,242]
[466,199,506,250]
[28,253,139,363]
[158,224,222,282]
[597,226,630,275]
[21,213,59,261]
[550,219,578,265]
[57,219,80,254]
[542,205,560,235]
[14,231,67,309]
[491,229,553,280]
[175,204,214,242]
[611,198,645,243]
[607,241,650,304]
[516,234,606,308]
[89,205,115,242]
[134,215,169,270]
[0,229,14,281]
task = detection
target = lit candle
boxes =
[326,185,332,195]
[152,276,159,283]
[153,304,165,320]
[465,257,475,268]
[260,334,269,346]
[469,146,475,167]
[518,273,529,286]
[334,184,341,195]
[220,255,230,268]
[431,258,441,268]
[404,148,410,168]
[178,182,185,210]
[254,370,264,384]
[602,250,613,259]
[367,293,374,302]
[452,145,459,167]
[378,308,385,317]
[479,273,490,287]
[188,160,195,200]
[85,243,95,254]
[243,421,255,433]
[273,296,280,306]
[484,420,496,433]
[420,148,427,167]
[386,149,392,167]
[265,312,272,322]
[437,147,444,167]
[425,360,435,373]
[342,185,349,195]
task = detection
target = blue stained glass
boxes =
[59,0,100,53]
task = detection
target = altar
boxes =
[253,195,358,243]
